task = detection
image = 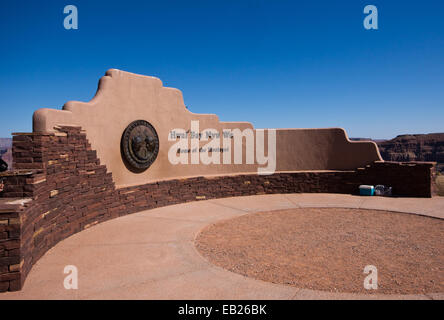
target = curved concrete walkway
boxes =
[1,193,443,300]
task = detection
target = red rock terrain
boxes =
[1,148,12,170]
[0,137,12,170]
[376,133,444,173]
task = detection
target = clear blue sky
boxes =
[1,0,443,139]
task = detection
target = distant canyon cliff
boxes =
[353,133,444,173]
[377,133,444,164]
[0,138,12,170]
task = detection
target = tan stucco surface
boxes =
[33,69,382,187]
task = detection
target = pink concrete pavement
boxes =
[1,193,443,300]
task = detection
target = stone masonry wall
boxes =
[0,126,436,292]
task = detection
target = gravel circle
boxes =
[195,208,444,294]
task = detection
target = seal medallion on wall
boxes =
[121,120,159,171]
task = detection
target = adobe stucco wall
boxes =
[33,69,382,187]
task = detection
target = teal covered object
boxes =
[359,185,375,196]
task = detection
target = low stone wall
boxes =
[0,126,435,292]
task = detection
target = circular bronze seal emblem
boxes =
[121,120,159,171]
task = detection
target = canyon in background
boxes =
[0,138,12,170]
[352,133,444,174]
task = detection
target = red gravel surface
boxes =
[195,208,444,294]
